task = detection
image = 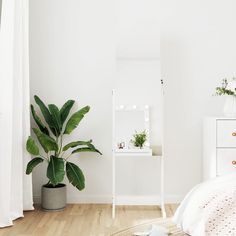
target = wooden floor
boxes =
[0,204,179,236]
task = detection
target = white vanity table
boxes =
[112,89,166,219]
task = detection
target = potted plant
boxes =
[26,96,102,211]
[215,78,236,117]
[131,130,147,149]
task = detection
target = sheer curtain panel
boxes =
[0,0,33,227]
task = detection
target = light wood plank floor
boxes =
[0,204,179,236]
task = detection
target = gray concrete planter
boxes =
[41,184,66,211]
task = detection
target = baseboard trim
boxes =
[115,195,183,205]
[33,194,184,205]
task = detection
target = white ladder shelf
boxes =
[112,89,166,219]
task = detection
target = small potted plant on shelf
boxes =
[131,130,147,149]
[26,96,102,211]
[215,78,236,117]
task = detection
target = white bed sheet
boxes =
[173,173,236,236]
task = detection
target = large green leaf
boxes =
[33,128,58,153]
[34,95,58,136]
[47,156,65,186]
[63,140,92,151]
[72,147,102,155]
[26,136,39,156]
[64,106,90,134]
[26,157,44,174]
[31,105,49,135]
[66,162,85,190]
[60,100,75,125]
[86,143,102,155]
[48,104,61,133]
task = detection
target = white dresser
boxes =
[203,117,236,180]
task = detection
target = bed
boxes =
[173,173,236,236]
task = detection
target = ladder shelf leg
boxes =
[160,156,166,218]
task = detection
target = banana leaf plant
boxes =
[26,95,102,190]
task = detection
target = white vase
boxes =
[223,95,236,117]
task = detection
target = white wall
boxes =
[0,0,1,16]
[161,0,236,196]
[30,0,236,203]
[29,0,162,203]
[29,0,116,203]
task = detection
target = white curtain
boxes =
[0,0,33,228]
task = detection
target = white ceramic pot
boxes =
[223,95,236,117]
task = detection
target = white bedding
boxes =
[173,173,236,236]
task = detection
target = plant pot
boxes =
[223,95,236,117]
[41,183,66,211]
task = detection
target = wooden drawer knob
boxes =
[232,132,236,136]
[232,161,236,165]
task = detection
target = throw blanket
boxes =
[173,174,236,236]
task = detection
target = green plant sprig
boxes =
[131,130,147,149]
[215,78,236,96]
[26,96,102,190]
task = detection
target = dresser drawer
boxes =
[217,149,236,176]
[217,120,236,147]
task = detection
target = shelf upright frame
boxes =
[160,79,167,218]
[112,89,116,219]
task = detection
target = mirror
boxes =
[115,107,150,150]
